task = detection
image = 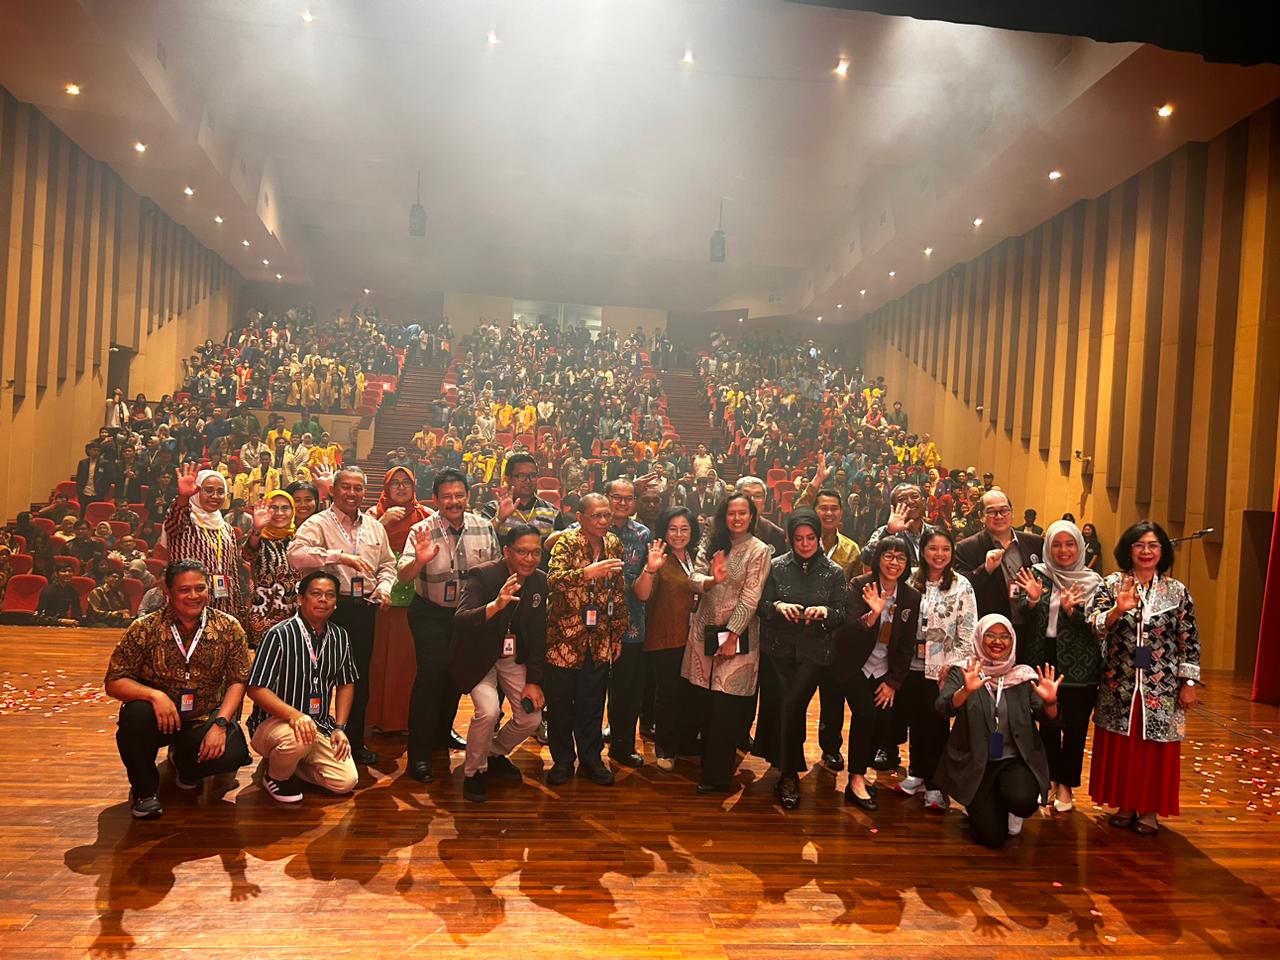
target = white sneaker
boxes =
[897,775,925,796]
[924,789,949,812]
[1007,813,1024,836]
[655,756,675,771]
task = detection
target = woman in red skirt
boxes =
[1086,521,1200,835]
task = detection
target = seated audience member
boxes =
[38,563,82,625]
[449,524,548,802]
[103,560,252,819]
[934,614,1061,847]
[87,569,132,626]
[138,584,167,617]
[246,571,359,803]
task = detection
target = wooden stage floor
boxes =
[3,626,1279,959]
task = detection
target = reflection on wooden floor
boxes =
[2,625,1279,958]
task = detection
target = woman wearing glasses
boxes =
[243,489,300,647]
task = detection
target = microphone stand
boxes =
[1169,528,1214,579]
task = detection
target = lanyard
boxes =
[987,676,1006,728]
[674,550,694,578]
[171,610,208,681]
[297,615,328,680]
[332,509,361,550]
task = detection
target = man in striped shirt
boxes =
[397,467,501,783]
[247,571,359,803]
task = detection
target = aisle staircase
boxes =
[661,368,740,481]
[355,366,444,504]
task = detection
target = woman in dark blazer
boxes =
[835,533,920,809]
[934,614,1062,847]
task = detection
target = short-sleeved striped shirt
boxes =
[481,495,559,539]
[246,613,359,736]
[397,512,501,606]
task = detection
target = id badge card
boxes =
[350,576,365,598]
[308,694,323,717]
[1134,646,1154,669]
[502,633,516,658]
[606,599,615,618]
[178,688,196,715]
[988,730,1005,760]
[444,580,458,603]
[916,642,926,661]
[1008,581,1021,599]
[211,574,229,599]
[584,606,599,628]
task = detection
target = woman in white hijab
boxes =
[934,614,1062,847]
[160,464,245,624]
[1012,519,1103,812]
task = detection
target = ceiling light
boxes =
[183,186,194,196]
[214,215,223,224]
[737,316,743,323]
[888,270,896,278]
[816,315,823,322]
[363,287,371,295]
[1157,103,1174,118]
[682,49,694,65]
[834,58,850,77]
[133,141,147,153]
[859,289,867,296]
[836,303,843,309]
[487,29,500,45]
[65,83,80,96]
[301,10,314,23]
[972,217,983,227]
[241,239,250,247]
[262,259,270,266]
[1048,169,1063,181]
[275,273,283,280]
[923,246,933,256]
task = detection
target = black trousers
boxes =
[687,682,754,788]
[406,597,461,763]
[647,647,689,758]
[607,642,646,756]
[543,656,609,769]
[332,598,377,754]
[640,657,656,731]
[966,757,1042,848]
[898,670,950,788]
[764,654,825,775]
[116,700,250,797]
[843,672,893,775]
[1039,683,1097,788]
[817,676,846,755]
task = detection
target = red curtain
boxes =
[1253,482,1280,704]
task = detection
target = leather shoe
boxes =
[696,782,731,795]
[609,751,645,768]
[486,754,523,782]
[407,760,433,783]
[546,762,574,786]
[871,749,900,772]
[448,728,468,751]
[580,762,615,786]
[463,771,488,803]
[844,785,878,810]
[355,748,379,766]
[821,751,845,772]
[776,776,801,810]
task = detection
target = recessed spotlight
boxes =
[1048,169,1063,181]
[737,316,744,323]
[301,10,314,23]
[816,315,823,322]
[65,83,81,96]
[859,288,867,296]
[214,215,223,224]
[241,239,250,247]
[972,217,983,227]
[487,29,500,45]
[133,141,147,153]
[183,186,194,196]
[923,246,933,256]
[275,273,283,280]
[836,303,843,309]
[262,259,270,266]
[682,49,694,65]
[1157,103,1174,118]
[363,287,371,295]
[834,58,849,77]
[888,270,896,278]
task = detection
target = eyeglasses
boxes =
[984,507,1013,517]
[510,472,537,481]
[585,511,613,521]
[608,494,636,503]
[387,478,414,488]
[509,548,542,559]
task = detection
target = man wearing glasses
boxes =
[864,483,935,567]
[954,489,1044,653]
[482,452,559,542]
[397,468,501,782]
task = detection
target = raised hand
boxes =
[251,498,270,532]
[862,581,887,619]
[984,546,1006,573]
[886,502,910,533]
[1032,664,1062,704]
[584,558,624,580]
[710,550,728,584]
[495,485,517,521]
[645,539,668,573]
[1115,575,1140,613]
[414,534,441,566]
[961,657,985,694]
[494,573,522,610]
[177,462,198,499]
[1059,584,1084,617]
[379,505,408,527]
[1014,568,1042,604]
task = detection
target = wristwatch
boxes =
[332,723,348,732]
[212,716,230,729]
[1182,679,1197,688]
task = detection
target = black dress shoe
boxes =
[871,749,900,772]
[407,760,433,783]
[546,762,574,786]
[697,782,732,795]
[844,785,878,811]
[776,776,801,810]
[355,748,380,766]
[821,751,845,772]
[463,771,488,803]
[580,762,615,786]
[448,729,468,751]
[609,751,645,768]
[486,754,523,782]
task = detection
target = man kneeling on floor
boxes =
[104,560,252,819]
[450,523,547,802]
[247,570,359,803]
